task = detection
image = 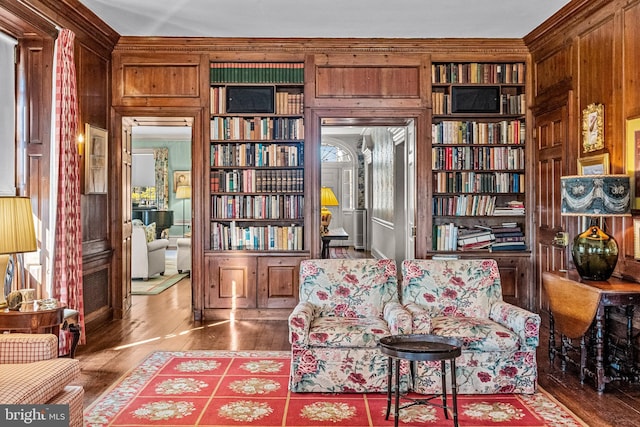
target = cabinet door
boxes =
[257,257,304,309]
[205,256,257,309]
[494,256,529,309]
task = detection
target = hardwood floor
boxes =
[77,250,640,426]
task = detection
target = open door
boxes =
[405,120,416,260]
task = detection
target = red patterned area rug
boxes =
[84,351,587,426]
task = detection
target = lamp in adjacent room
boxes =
[560,174,631,280]
[0,197,37,308]
[320,186,339,235]
[176,185,191,237]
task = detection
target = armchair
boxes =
[0,333,83,427]
[401,259,540,394]
[289,258,411,393]
[131,220,170,280]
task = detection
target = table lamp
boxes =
[560,175,631,280]
[320,186,339,235]
[176,185,191,237]
[0,197,37,307]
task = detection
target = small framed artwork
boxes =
[173,171,191,192]
[85,124,108,194]
[626,116,640,209]
[577,153,610,175]
[582,103,605,153]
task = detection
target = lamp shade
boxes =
[560,175,631,217]
[321,187,339,207]
[176,185,191,199]
[0,196,37,254]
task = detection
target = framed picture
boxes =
[85,124,108,194]
[173,171,191,192]
[626,117,640,209]
[582,103,605,153]
[577,153,610,175]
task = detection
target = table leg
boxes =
[580,335,586,383]
[321,240,329,259]
[440,359,449,419]
[595,305,606,393]
[394,358,400,427]
[385,356,392,420]
[549,312,556,367]
[451,359,459,427]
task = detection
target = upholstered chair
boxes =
[131,220,170,280]
[288,258,411,393]
[401,258,540,394]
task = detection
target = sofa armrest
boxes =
[288,302,315,346]
[490,301,541,348]
[0,333,58,364]
[147,238,169,252]
[383,301,412,334]
[404,302,433,334]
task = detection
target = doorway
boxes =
[320,119,416,266]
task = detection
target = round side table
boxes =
[379,334,463,427]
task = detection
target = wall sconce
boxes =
[77,133,84,156]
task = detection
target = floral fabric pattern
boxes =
[401,259,540,394]
[289,259,410,393]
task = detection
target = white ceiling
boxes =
[79,0,570,39]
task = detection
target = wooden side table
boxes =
[542,270,640,393]
[321,227,349,258]
[0,301,66,336]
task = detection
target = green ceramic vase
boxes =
[571,225,618,281]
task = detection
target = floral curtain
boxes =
[53,29,85,351]
[154,148,169,209]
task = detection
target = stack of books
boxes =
[493,200,525,216]
[490,223,526,251]
[457,227,495,250]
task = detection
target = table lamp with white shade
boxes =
[0,196,37,308]
[320,186,339,235]
[560,174,631,280]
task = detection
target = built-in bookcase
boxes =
[429,61,529,307]
[206,62,306,311]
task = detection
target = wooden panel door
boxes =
[257,256,304,309]
[535,103,570,312]
[206,255,257,309]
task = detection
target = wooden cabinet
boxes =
[428,62,531,309]
[205,254,303,310]
[205,62,308,312]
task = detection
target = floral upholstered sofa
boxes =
[401,258,540,394]
[288,258,411,393]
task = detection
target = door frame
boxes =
[111,106,205,320]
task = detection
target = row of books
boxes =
[432,146,525,171]
[493,201,525,216]
[210,62,304,84]
[210,117,304,141]
[432,92,526,116]
[433,223,527,251]
[433,171,525,194]
[210,221,304,251]
[211,194,304,220]
[432,63,525,84]
[210,169,303,193]
[433,196,525,217]
[211,143,303,167]
[209,87,304,115]
[432,120,525,145]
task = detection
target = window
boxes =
[0,32,17,195]
[321,143,352,162]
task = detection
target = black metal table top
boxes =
[379,334,462,361]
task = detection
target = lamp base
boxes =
[571,225,619,281]
[320,207,332,236]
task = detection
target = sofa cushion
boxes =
[144,222,156,242]
[0,358,80,404]
[308,317,390,348]
[431,316,520,352]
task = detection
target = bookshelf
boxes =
[429,61,529,307]
[206,62,306,310]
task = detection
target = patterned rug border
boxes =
[84,350,587,427]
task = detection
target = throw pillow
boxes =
[144,222,156,242]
